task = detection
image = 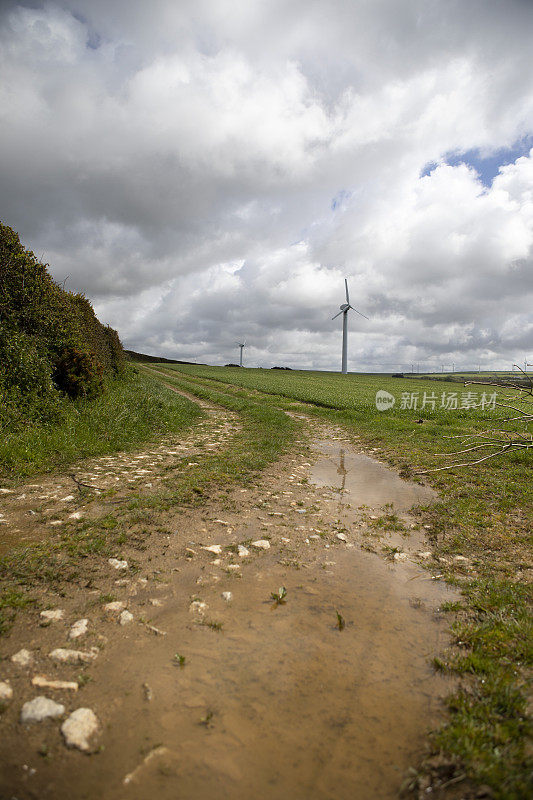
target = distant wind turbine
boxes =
[236,340,246,367]
[332,279,368,374]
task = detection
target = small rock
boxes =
[149,598,163,607]
[453,555,471,565]
[69,618,89,639]
[145,624,166,636]
[189,600,208,616]
[309,534,320,540]
[221,591,232,603]
[60,495,75,502]
[251,540,270,550]
[369,515,378,520]
[211,558,221,566]
[49,520,64,526]
[237,545,250,557]
[394,552,408,561]
[201,545,222,555]
[119,610,134,626]
[61,708,100,752]
[0,488,13,494]
[0,681,13,701]
[423,524,432,530]
[69,511,84,520]
[213,519,230,526]
[281,537,291,543]
[336,533,347,542]
[108,558,128,570]
[418,551,432,559]
[32,676,78,691]
[226,564,240,572]
[11,649,33,667]
[40,608,65,623]
[21,696,65,723]
[104,601,126,614]
[49,648,98,664]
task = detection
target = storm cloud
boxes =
[1,0,532,370]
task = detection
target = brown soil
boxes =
[0,397,458,800]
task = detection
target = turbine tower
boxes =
[332,279,368,374]
[236,340,246,367]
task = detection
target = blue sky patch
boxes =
[421,135,533,186]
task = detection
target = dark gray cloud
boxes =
[1,0,532,371]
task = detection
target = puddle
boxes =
[311,440,437,511]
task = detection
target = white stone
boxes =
[0,488,13,494]
[226,564,240,572]
[104,601,126,613]
[394,552,408,561]
[61,708,100,752]
[222,591,233,603]
[60,495,75,502]
[32,676,78,691]
[213,519,230,526]
[211,558,221,566]
[453,555,471,564]
[119,610,134,625]
[189,600,208,616]
[0,681,13,701]
[40,608,64,622]
[418,551,432,559]
[336,533,347,542]
[237,545,250,557]
[49,520,64,526]
[281,537,291,543]
[108,558,128,570]
[201,545,222,555]
[69,511,84,520]
[11,649,33,667]
[69,618,89,639]
[20,696,65,723]
[251,540,270,550]
[49,648,98,664]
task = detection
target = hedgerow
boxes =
[0,222,125,428]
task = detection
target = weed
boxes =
[173,654,186,667]
[270,586,287,605]
[335,610,345,631]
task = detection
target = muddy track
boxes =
[0,389,458,800]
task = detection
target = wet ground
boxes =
[0,403,459,799]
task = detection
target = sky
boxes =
[1,0,532,372]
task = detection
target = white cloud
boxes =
[1,0,532,370]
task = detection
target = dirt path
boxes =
[0,396,458,799]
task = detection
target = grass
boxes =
[150,363,532,800]
[0,367,203,481]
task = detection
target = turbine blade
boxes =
[345,278,350,304]
[332,310,343,320]
[348,305,369,320]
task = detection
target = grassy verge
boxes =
[154,364,532,800]
[0,367,203,481]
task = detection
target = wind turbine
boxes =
[332,279,368,374]
[236,340,246,367]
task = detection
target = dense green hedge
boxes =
[0,222,125,429]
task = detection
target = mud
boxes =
[0,415,457,800]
